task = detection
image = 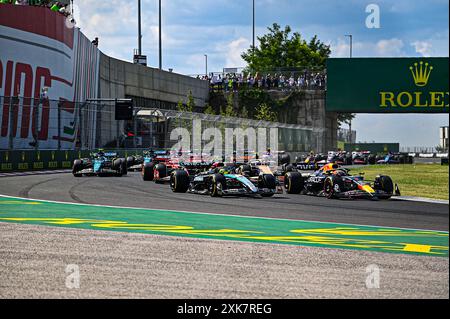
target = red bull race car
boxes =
[283,163,400,200]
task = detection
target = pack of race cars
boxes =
[72,149,401,200]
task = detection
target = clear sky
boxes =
[73,0,449,148]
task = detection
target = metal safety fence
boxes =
[0,96,323,155]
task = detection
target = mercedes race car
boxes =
[72,150,127,177]
[170,162,283,197]
[283,163,400,200]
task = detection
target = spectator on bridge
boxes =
[266,75,272,89]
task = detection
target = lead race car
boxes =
[170,162,282,197]
[283,163,401,200]
[72,150,127,177]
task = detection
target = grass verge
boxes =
[354,164,449,200]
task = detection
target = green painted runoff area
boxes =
[0,196,447,257]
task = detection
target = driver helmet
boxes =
[332,170,346,177]
[322,163,339,173]
[219,168,230,175]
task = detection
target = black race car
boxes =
[72,150,127,177]
[352,151,376,165]
[283,163,400,200]
[285,154,327,171]
[170,163,282,197]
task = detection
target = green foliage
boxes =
[177,100,184,112]
[221,92,237,117]
[337,113,356,128]
[177,91,196,113]
[186,91,195,112]
[242,23,331,72]
[240,104,249,119]
[255,103,278,122]
[238,88,272,118]
[203,103,216,115]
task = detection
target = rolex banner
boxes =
[326,57,449,113]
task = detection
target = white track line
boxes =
[0,194,448,234]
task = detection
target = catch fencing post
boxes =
[115,99,120,149]
[57,101,62,150]
[8,96,16,150]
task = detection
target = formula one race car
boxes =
[126,154,145,171]
[141,150,179,182]
[72,150,127,177]
[290,153,328,170]
[283,163,400,200]
[170,163,282,197]
[376,152,413,165]
[326,151,352,166]
[352,151,376,165]
[126,149,172,172]
[141,149,216,183]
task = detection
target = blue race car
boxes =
[72,150,127,177]
[126,149,169,172]
[377,153,400,164]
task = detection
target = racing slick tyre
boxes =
[143,162,155,181]
[368,154,376,165]
[209,174,226,197]
[170,170,190,193]
[120,158,128,176]
[154,164,167,183]
[279,153,291,166]
[374,175,394,199]
[239,165,252,176]
[345,154,353,165]
[126,156,135,168]
[72,159,83,177]
[323,176,345,199]
[284,172,304,194]
[113,159,124,177]
[259,174,277,197]
[282,164,295,173]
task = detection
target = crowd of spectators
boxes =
[202,71,327,92]
[0,0,70,16]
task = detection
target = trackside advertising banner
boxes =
[0,4,99,149]
[326,57,449,113]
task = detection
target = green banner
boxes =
[326,57,449,113]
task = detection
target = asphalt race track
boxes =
[0,172,447,231]
[0,172,448,299]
